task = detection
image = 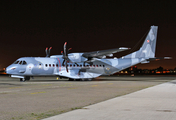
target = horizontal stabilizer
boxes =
[141,57,171,64]
[147,57,172,61]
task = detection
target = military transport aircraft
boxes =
[5,26,169,82]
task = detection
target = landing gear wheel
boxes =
[81,78,92,81]
[74,79,80,81]
[68,78,74,81]
[25,76,30,81]
[87,78,93,81]
[20,78,26,82]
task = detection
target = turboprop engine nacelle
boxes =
[68,53,87,63]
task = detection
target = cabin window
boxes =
[70,64,72,67]
[77,64,79,67]
[93,65,95,67]
[56,64,58,67]
[49,64,51,67]
[73,65,75,67]
[100,65,102,67]
[45,64,48,67]
[80,65,82,67]
[96,65,98,67]
[53,64,55,67]
[103,65,105,67]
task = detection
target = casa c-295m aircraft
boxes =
[5,26,169,81]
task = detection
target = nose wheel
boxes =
[20,76,30,82]
[20,78,26,82]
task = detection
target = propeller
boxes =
[61,42,72,72]
[46,47,52,57]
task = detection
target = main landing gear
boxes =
[68,78,93,81]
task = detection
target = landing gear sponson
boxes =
[68,78,93,81]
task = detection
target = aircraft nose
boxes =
[5,66,14,74]
[4,68,6,74]
[5,67,9,74]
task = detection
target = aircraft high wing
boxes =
[51,44,130,64]
[5,26,171,82]
[82,47,130,59]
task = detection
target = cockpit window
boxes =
[22,61,27,65]
[13,60,19,64]
[13,60,27,65]
[19,61,23,65]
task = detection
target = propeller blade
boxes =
[64,42,67,56]
[62,59,65,66]
[67,48,72,54]
[65,60,68,73]
[48,47,52,57]
[46,47,52,57]
[46,47,49,57]
[62,42,71,72]
[68,48,72,51]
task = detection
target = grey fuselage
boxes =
[6,56,144,79]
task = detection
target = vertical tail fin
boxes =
[123,26,158,58]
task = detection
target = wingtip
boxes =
[119,47,131,50]
[164,57,172,59]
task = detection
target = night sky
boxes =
[0,0,176,69]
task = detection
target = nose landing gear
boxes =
[20,76,30,82]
